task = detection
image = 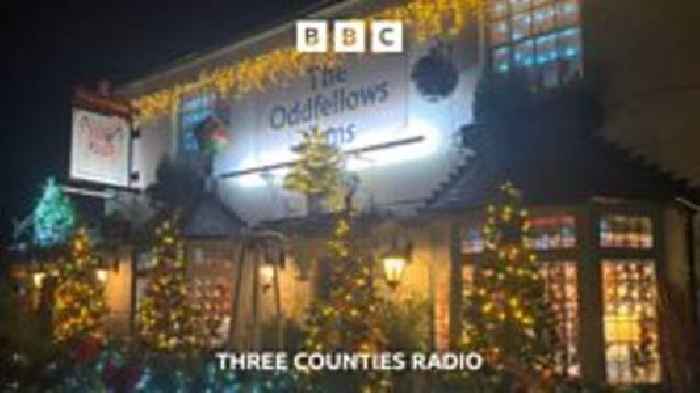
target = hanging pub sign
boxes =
[70,84,134,187]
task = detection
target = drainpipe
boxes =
[675,197,699,328]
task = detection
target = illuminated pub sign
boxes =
[213,45,478,223]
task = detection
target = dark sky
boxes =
[2,0,321,243]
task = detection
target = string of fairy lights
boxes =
[131,0,483,122]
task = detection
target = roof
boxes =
[182,192,247,238]
[116,0,357,96]
[425,81,700,211]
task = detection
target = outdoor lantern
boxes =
[96,269,109,283]
[382,253,407,289]
[33,272,46,288]
[259,263,275,293]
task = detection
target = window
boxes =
[601,260,660,384]
[179,93,216,153]
[461,227,486,254]
[540,261,580,377]
[524,215,576,250]
[462,261,581,377]
[600,215,654,249]
[487,0,583,86]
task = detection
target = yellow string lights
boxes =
[131,0,482,122]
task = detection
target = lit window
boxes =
[524,215,576,250]
[512,13,532,41]
[487,0,582,86]
[532,5,555,34]
[510,0,531,14]
[514,39,536,67]
[559,27,581,58]
[462,261,581,378]
[489,0,509,20]
[600,215,654,249]
[540,261,580,377]
[462,227,486,254]
[490,19,510,45]
[493,47,511,73]
[556,0,581,27]
[179,93,216,153]
[602,260,660,384]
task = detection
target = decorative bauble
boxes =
[411,43,460,102]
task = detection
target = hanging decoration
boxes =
[283,126,344,206]
[136,215,207,354]
[53,228,108,344]
[458,182,560,391]
[33,177,77,248]
[131,0,483,121]
[411,42,460,102]
[194,114,231,155]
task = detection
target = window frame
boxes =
[594,203,665,386]
[485,0,584,85]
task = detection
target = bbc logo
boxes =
[296,20,403,53]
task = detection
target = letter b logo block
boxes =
[334,20,365,53]
[297,20,328,53]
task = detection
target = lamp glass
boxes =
[260,264,275,288]
[96,269,109,283]
[33,272,46,288]
[382,255,406,288]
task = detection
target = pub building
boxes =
[10,0,700,390]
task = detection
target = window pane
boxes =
[536,33,558,64]
[540,261,580,377]
[462,227,485,254]
[493,47,511,73]
[179,93,216,153]
[558,27,581,59]
[600,215,654,249]
[490,19,510,46]
[524,215,576,250]
[532,5,555,34]
[510,0,531,14]
[602,260,660,384]
[489,0,509,20]
[557,0,581,28]
[533,0,552,6]
[512,13,532,41]
[463,261,581,378]
[514,39,535,67]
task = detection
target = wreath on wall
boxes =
[411,42,460,102]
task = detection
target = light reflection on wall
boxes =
[232,119,441,188]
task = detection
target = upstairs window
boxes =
[179,92,216,153]
[487,0,583,87]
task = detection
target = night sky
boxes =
[2,0,322,243]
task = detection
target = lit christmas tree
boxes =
[283,127,343,213]
[137,216,205,354]
[459,182,559,390]
[53,227,107,344]
[299,211,390,393]
[33,177,76,247]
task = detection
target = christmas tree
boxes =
[283,127,343,212]
[137,216,205,354]
[33,177,76,247]
[300,210,390,393]
[459,182,559,390]
[53,227,107,344]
